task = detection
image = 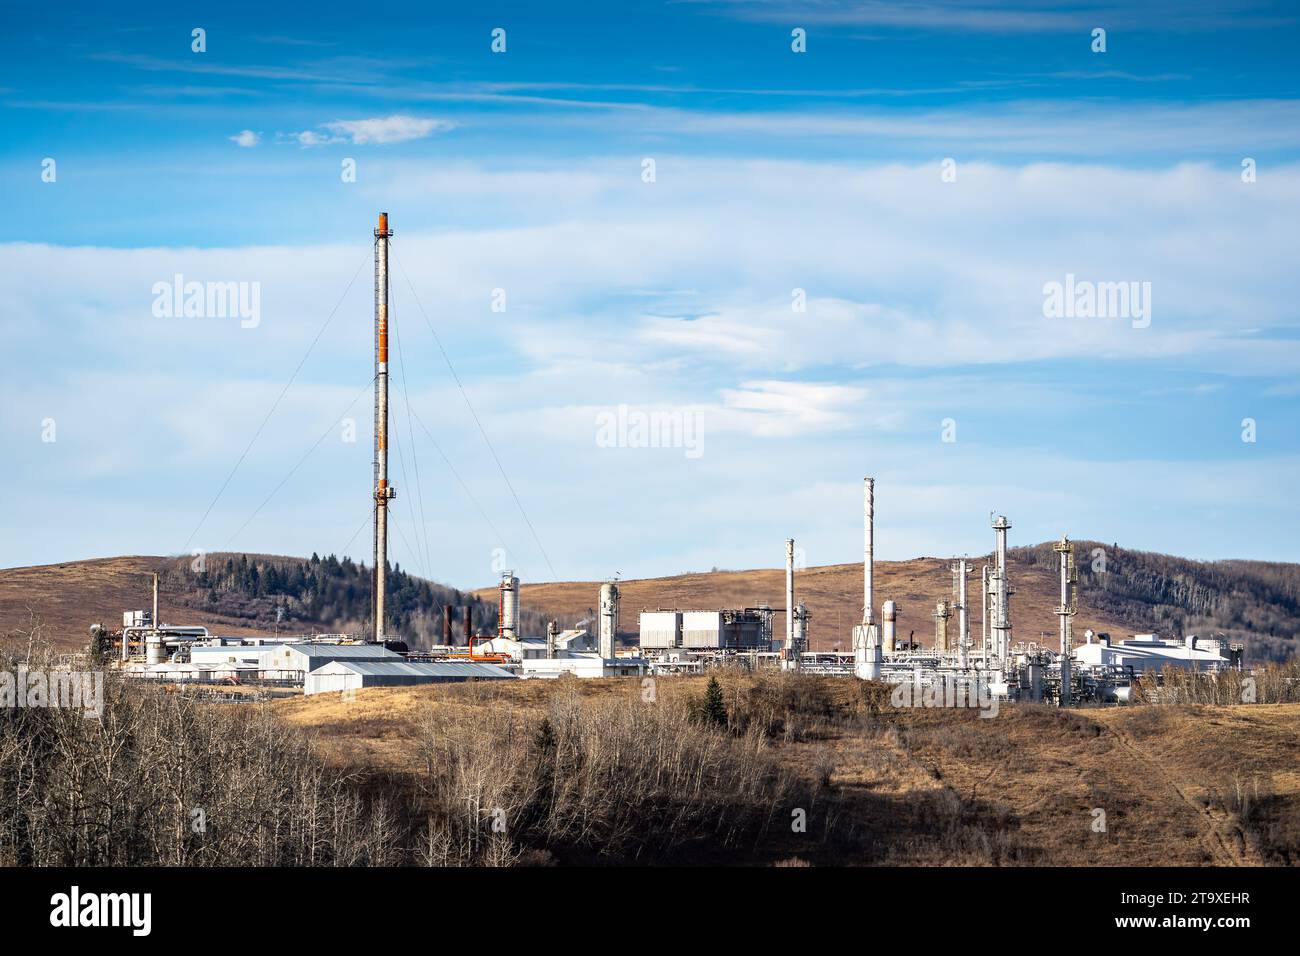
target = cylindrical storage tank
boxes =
[500,573,519,640]
[882,600,897,653]
[146,633,164,665]
[934,600,952,653]
[599,582,619,659]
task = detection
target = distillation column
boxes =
[1054,535,1076,706]
[955,558,970,670]
[981,564,989,662]
[785,538,799,666]
[499,573,520,642]
[990,515,1013,663]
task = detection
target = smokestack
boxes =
[956,559,969,669]
[547,620,558,659]
[464,604,473,645]
[863,477,874,626]
[443,604,452,646]
[372,212,395,644]
[785,538,795,654]
[853,476,881,680]
[882,600,897,653]
[152,571,159,631]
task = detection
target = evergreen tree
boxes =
[703,676,727,729]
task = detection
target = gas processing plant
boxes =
[100,214,1245,704]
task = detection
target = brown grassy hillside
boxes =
[6,544,1295,661]
[277,674,1300,866]
[0,556,273,646]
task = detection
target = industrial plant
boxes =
[96,214,1245,706]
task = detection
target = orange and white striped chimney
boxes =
[372,212,395,643]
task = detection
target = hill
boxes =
[3,544,1297,663]
[0,552,547,651]
[481,543,1300,663]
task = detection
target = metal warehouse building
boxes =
[304,659,517,695]
[1071,634,1240,673]
[269,643,405,673]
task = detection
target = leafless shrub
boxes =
[1134,660,1300,706]
[0,643,406,866]
[410,686,807,864]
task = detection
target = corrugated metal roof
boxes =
[286,644,403,659]
[325,660,516,679]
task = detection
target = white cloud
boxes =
[228,129,261,147]
[323,114,454,144]
[291,129,332,147]
[284,114,455,147]
[717,380,869,435]
[4,157,1298,579]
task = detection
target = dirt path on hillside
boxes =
[1105,722,1251,866]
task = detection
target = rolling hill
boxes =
[4,543,1297,662]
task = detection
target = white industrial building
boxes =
[1072,634,1237,674]
[126,661,265,682]
[188,639,302,670]
[305,659,516,695]
[519,652,648,679]
[271,643,404,673]
[639,609,774,652]
[471,629,595,660]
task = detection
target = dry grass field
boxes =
[277,674,1300,866]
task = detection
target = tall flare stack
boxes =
[372,212,396,644]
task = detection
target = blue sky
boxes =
[2,0,1298,588]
